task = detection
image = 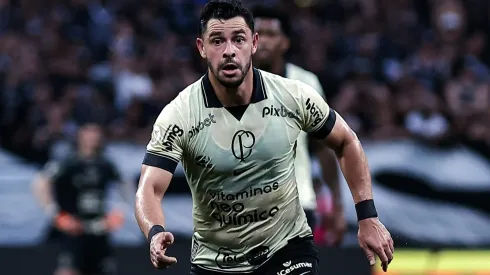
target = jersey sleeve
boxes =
[297,81,337,139]
[142,101,186,174]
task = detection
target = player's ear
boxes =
[196,38,207,58]
[251,32,259,55]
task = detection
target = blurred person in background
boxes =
[404,80,450,144]
[252,5,346,246]
[32,120,135,275]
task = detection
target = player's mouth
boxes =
[222,63,239,75]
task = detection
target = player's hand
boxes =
[149,231,177,269]
[55,212,83,236]
[323,208,347,246]
[358,218,394,272]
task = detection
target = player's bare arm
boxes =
[135,165,171,237]
[135,165,177,269]
[296,80,394,272]
[322,114,372,203]
[320,111,394,271]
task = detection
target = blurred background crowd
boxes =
[2,0,490,165]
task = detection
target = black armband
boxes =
[310,109,336,139]
[148,225,166,243]
[355,199,378,221]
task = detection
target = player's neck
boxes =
[209,67,254,107]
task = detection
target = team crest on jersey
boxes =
[231,130,256,162]
[150,125,164,146]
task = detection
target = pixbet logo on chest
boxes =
[262,105,299,119]
[189,113,216,138]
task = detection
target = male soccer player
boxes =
[135,1,394,274]
[252,6,346,244]
[33,121,133,275]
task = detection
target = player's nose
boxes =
[222,41,236,58]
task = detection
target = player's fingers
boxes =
[360,244,376,266]
[164,232,175,244]
[153,247,164,256]
[150,256,159,268]
[157,255,178,266]
[371,243,389,272]
[389,236,395,256]
[151,245,165,258]
[383,242,393,270]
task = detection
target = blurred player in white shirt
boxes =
[252,5,346,245]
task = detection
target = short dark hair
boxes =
[199,0,254,36]
[251,5,291,38]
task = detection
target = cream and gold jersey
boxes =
[143,68,336,273]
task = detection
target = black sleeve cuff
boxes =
[310,109,337,139]
[143,152,179,174]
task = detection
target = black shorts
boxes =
[190,236,319,275]
[57,235,115,274]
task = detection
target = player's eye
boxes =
[212,39,222,45]
[235,37,245,44]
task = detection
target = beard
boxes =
[208,54,253,88]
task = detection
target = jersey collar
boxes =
[201,68,267,108]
